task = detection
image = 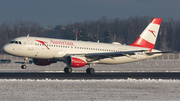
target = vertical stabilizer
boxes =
[130,18,162,49]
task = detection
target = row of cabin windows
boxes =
[35,43,120,52]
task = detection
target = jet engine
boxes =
[33,59,56,66]
[66,56,87,67]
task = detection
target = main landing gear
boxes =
[64,66,72,73]
[21,57,28,69]
[64,64,95,74]
[86,64,95,74]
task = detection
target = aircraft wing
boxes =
[85,50,144,56]
[65,50,146,62]
[65,50,176,62]
[145,51,177,55]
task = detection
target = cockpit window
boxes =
[15,41,18,44]
[9,41,22,45]
[10,41,15,43]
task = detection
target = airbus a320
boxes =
[2,18,164,74]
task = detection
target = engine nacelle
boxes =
[33,59,55,66]
[66,56,87,68]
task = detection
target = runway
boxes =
[0,72,180,79]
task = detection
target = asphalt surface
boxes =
[0,72,180,79]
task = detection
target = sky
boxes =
[0,0,180,27]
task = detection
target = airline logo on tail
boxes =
[148,29,156,37]
[130,18,162,49]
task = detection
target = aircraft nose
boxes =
[2,44,10,54]
[2,45,6,53]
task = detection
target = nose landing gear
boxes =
[21,57,28,69]
[21,65,27,69]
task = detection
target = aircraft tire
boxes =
[86,68,95,74]
[21,65,26,69]
[64,67,72,73]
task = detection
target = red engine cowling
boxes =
[66,56,87,67]
[33,59,52,66]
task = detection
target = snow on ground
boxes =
[0,59,180,100]
[0,79,180,100]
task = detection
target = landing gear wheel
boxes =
[86,68,95,74]
[21,57,28,69]
[64,67,72,74]
[21,65,26,69]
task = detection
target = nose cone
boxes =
[2,45,7,53]
[2,44,11,54]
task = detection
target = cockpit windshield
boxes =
[10,41,15,43]
[9,41,22,44]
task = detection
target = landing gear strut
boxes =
[21,57,28,69]
[64,67,72,73]
[86,64,95,74]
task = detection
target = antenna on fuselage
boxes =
[27,34,29,37]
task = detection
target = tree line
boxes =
[0,16,180,53]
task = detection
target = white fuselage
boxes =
[2,36,162,64]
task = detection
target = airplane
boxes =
[2,18,164,74]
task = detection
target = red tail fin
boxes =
[130,18,162,49]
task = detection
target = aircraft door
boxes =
[27,38,33,50]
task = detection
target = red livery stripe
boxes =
[130,36,155,49]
